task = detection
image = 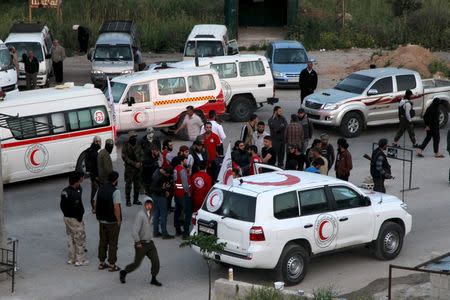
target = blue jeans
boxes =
[183,195,192,235]
[152,194,168,235]
[174,196,183,233]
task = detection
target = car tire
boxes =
[438,104,448,128]
[374,222,404,260]
[75,150,89,177]
[275,244,309,286]
[229,96,254,122]
[340,112,363,138]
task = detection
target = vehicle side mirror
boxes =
[227,40,239,55]
[45,54,52,59]
[127,96,135,107]
[363,196,371,206]
[367,89,379,96]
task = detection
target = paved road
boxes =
[0,54,449,300]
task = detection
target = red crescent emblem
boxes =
[223,168,233,185]
[209,192,218,207]
[30,149,40,166]
[133,112,142,124]
[319,220,329,241]
[245,173,300,186]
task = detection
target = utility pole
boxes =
[336,0,346,28]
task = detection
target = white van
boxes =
[157,55,278,121]
[183,24,238,61]
[108,68,226,133]
[5,23,53,87]
[1,84,116,183]
[0,40,18,94]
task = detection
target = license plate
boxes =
[198,224,215,235]
[288,78,299,83]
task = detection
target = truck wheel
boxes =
[374,222,404,260]
[340,112,363,138]
[275,244,309,286]
[438,104,448,128]
[75,151,88,177]
[229,96,254,122]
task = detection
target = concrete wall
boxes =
[213,278,313,300]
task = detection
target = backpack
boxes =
[398,100,415,119]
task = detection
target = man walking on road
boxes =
[23,50,39,90]
[299,59,318,104]
[94,171,122,272]
[60,171,88,266]
[86,136,101,212]
[122,131,143,206]
[268,106,288,167]
[120,197,162,287]
[97,139,114,185]
[370,138,392,193]
[51,39,66,84]
[393,90,419,148]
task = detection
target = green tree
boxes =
[388,0,422,17]
[180,233,226,300]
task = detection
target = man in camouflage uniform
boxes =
[60,171,89,266]
[122,131,143,206]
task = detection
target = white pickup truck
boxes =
[191,170,412,285]
[303,68,450,137]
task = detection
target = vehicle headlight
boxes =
[273,71,284,78]
[91,70,104,75]
[121,69,133,75]
[323,103,338,110]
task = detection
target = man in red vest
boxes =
[172,155,191,238]
[202,122,221,169]
[191,160,212,213]
[248,145,262,175]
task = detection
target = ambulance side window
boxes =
[127,84,150,104]
[158,77,186,95]
[188,74,216,92]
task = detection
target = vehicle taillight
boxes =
[192,211,198,226]
[0,89,5,100]
[217,89,224,102]
[249,226,265,241]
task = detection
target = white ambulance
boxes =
[191,170,412,285]
[108,68,226,132]
[0,83,116,183]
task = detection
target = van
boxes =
[1,83,116,183]
[5,23,53,87]
[265,40,310,87]
[88,20,140,88]
[153,54,278,121]
[183,24,238,61]
[0,40,18,94]
[108,68,225,133]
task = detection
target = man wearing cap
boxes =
[122,131,143,207]
[94,171,122,272]
[299,60,318,104]
[120,196,162,286]
[85,136,102,211]
[150,166,174,239]
[97,139,114,186]
[175,106,203,141]
[320,133,335,173]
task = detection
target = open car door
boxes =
[227,40,239,55]
[253,162,283,175]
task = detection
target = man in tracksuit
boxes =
[120,197,162,286]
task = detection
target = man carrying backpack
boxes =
[393,90,419,148]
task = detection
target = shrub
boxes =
[428,60,450,78]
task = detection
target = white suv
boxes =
[191,170,412,285]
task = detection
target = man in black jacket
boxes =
[299,60,318,104]
[94,171,122,272]
[60,171,88,266]
[320,133,335,172]
[150,167,174,239]
[23,50,39,90]
[85,136,102,212]
[268,106,288,168]
[370,138,392,193]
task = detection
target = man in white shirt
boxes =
[199,110,226,142]
[252,121,269,156]
[175,106,203,141]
